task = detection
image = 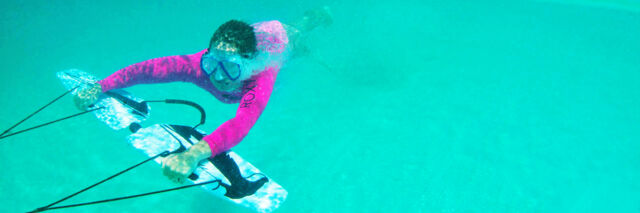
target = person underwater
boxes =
[73,7,332,198]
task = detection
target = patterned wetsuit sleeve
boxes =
[97,52,204,92]
[203,68,277,156]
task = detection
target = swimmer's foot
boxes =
[306,6,333,27]
[296,6,333,32]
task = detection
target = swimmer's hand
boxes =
[162,140,212,184]
[73,83,102,110]
[162,152,198,184]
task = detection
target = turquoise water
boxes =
[1,0,639,212]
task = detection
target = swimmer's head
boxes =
[209,20,257,59]
[205,20,257,92]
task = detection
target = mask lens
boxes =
[221,61,241,80]
[202,53,217,75]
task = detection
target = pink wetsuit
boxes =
[97,21,289,157]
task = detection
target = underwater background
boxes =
[1,0,639,212]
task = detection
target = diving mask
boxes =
[201,50,244,81]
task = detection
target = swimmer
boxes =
[73,7,332,198]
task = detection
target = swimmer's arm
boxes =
[202,68,277,157]
[184,140,213,162]
[98,50,206,92]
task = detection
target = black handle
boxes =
[164,99,206,127]
[143,99,206,128]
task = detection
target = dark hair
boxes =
[210,20,257,58]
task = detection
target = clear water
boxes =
[1,0,639,212]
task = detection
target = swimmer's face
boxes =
[209,41,242,92]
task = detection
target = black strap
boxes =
[30,150,223,212]
[32,151,170,212]
[1,86,222,211]
[0,107,103,140]
[31,179,222,212]
[0,87,105,141]
[0,86,80,140]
